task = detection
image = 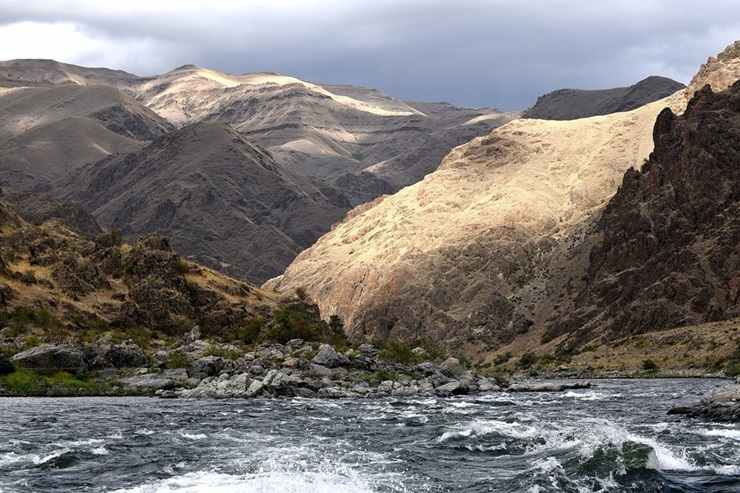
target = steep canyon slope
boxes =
[268,42,740,353]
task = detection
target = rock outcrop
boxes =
[11,344,86,372]
[547,80,740,344]
[524,76,685,120]
[669,384,740,422]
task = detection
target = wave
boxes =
[436,418,739,479]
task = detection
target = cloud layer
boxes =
[1,0,738,109]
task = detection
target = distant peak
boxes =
[172,64,200,71]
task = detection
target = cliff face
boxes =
[546,82,740,345]
[524,76,685,120]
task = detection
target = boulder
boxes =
[669,384,740,422]
[93,342,147,368]
[440,357,465,378]
[411,347,428,358]
[11,344,86,372]
[189,356,226,379]
[311,344,349,368]
[120,373,176,392]
[415,362,437,375]
[508,381,591,392]
[179,373,250,399]
[435,380,468,397]
[358,343,378,356]
[246,379,264,397]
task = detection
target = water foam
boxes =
[110,470,378,493]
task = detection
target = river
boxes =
[0,379,738,492]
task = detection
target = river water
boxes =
[0,379,738,492]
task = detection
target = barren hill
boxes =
[0,83,172,190]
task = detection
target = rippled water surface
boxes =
[0,379,738,492]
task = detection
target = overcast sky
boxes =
[0,0,738,110]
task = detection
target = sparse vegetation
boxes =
[0,368,110,396]
[493,352,512,366]
[166,351,190,369]
[725,342,740,377]
[641,359,658,371]
[204,343,241,360]
[518,352,538,369]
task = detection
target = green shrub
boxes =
[0,369,107,396]
[166,351,190,369]
[378,339,418,364]
[204,344,241,360]
[236,317,264,345]
[726,361,740,377]
[518,352,538,369]
[262,303,347,347]
[494,352,513,366]
[175,257,191,274]
[642,359,658,371]
[537,353,558,367]
[22,335,42,350]
[1,306,60,330]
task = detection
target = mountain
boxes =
[0,82,172,190]
[523,76,685,120]
[0,59,517,280]
[55,122,348,283]
[125,64,519,194]
[0,59,139,87]
[544,80,740,349]
[267,42,740,356]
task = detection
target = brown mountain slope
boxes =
[55,122,349,283]
[523,76,685,120]
[544,81,740,348]
[0,83,172,190]
[268,41,740,353]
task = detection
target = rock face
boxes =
[524,76,685,120]
[547,81,740,344]
[11,344,86,372]
[688,41,740,98]
[56,122,348,283]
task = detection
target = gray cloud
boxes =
[0,0,738,109]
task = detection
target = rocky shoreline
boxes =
[0,334,599,399]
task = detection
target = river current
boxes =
[0,379,738,492]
